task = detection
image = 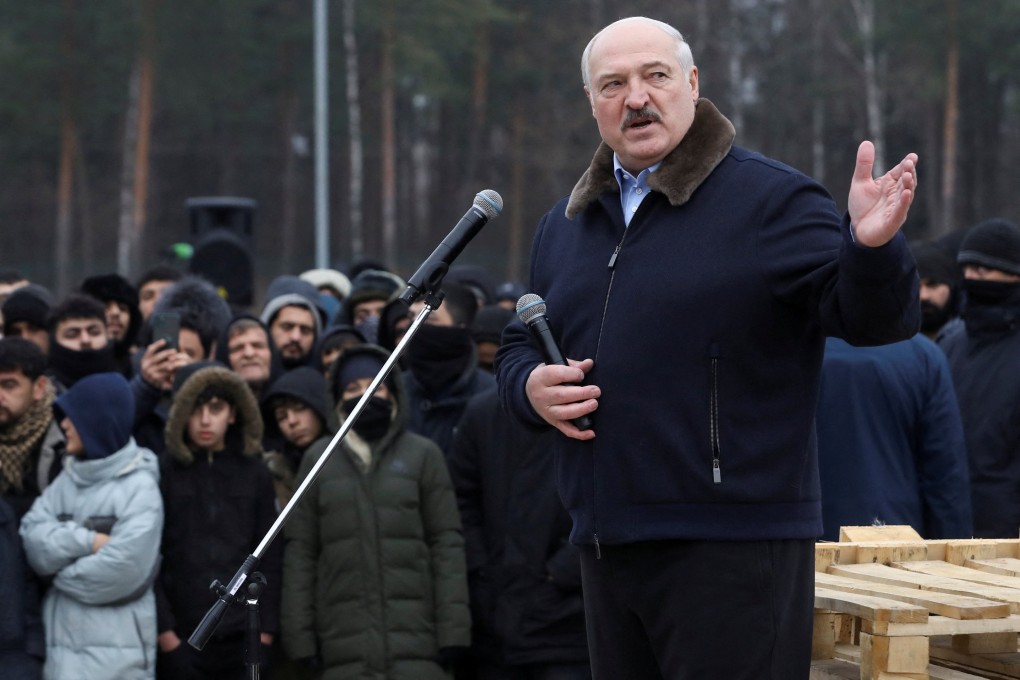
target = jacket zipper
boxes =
[590,231,631,559]
[709,344,722,484]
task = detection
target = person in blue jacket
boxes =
[816,336,972,541]
[495,16,920,680]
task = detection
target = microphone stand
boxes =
[187,287,447,665]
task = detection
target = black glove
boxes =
[438,645,470,670]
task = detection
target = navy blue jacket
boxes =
[496,99,919,545]
[940,282,1020,538]
[816,336,971,540]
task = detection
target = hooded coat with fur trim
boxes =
[281,345,470,679]
[495,99,920,545]
[155,365,282,642]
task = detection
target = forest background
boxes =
[2,0,1018,299]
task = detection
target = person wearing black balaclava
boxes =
[940,218,1020,538]
[45,294,119,394]
[280,343,469,678]
[403,282,495,456]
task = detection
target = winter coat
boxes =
[282,344,470,680]
[448,389,587,667]
[3,420,64,522]
[816,336,972,540]
[940,284,1020,537]
[260,366,331,508]
[156,365,282,640]
[402,358,495,456]
[20,440,163,680]
[0,496,43,679]
[495,98,920,546]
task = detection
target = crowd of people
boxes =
[1,13,1018,680]
[0,262,588,679]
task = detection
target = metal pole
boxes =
[314,0,329,268]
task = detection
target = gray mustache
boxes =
[622,107,661,130]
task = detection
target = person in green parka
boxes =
[281,344,470,679]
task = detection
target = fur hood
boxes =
[565,98,735,219]
[139,275,233,347]
[164,365,263,465]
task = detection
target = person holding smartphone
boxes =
[129,276,233,456]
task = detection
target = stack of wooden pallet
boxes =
[811,525,1020,679]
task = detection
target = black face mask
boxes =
[342,395,392,441]
[406,324,475,391]
[962,278,1020,307]
[47,342,118,388]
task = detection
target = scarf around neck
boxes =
[0,379,55,493]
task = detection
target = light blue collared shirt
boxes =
[613,155,661,227]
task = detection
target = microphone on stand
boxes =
[400,190,503,303]
[516,294,594,432]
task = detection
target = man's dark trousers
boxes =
[579,538,815,679]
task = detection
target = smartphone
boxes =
[150,311,181,351]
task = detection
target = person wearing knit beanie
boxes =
[340,269,405,343]
[2,284,54,354]
[957,218,1020,280]
[941,217,1020,538]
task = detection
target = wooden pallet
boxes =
[811,526,1020,679]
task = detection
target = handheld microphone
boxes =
[516,294,594,432]
[401,190,503,302]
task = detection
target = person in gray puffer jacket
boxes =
[20,372,163,680]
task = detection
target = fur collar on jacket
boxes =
[565,98,736,219]
[164,365,263,465]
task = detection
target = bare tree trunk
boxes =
[75,134,94,270]
[342,0,364,261]
[56,0,78,295]
[695,0,710,44]
[850,0,886,174]
[810,0,827,184]
[117,0,156,279]
[727,0,745,135]
[411,102,433,256]
[379,0,397,267]
[56,116,76,295]
[117,63,141,278]
[277,0,299,273]
[940,0,960,237]
[508,110,527,283]
[922,107,941,241]
[463,18,489,188]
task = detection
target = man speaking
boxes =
[495,16,920,680]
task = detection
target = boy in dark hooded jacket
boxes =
[260,365,329,509]
[155,363,282,679]
[281,345,470,679]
